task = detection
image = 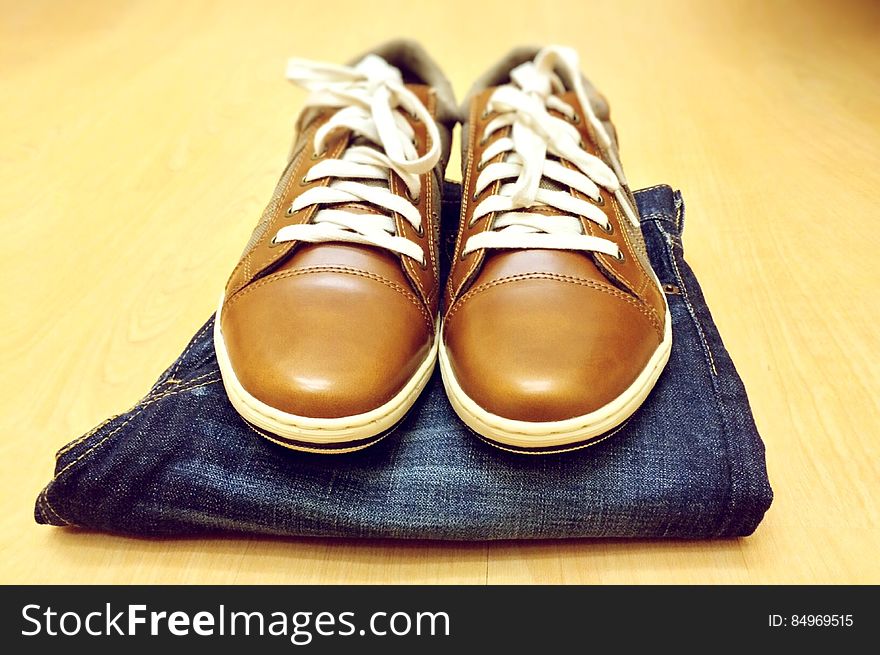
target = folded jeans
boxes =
[35,183,773,540]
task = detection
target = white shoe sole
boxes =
[214,302,438,454]
[439,305,672,455]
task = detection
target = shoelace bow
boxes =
[274,55,441,263]
[463,46,639,260]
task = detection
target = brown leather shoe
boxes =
[215,41,456,453]
[441,46,672,454]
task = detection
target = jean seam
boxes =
[55,413,120,458]
[158,370,219,389]
[54,370,220,460]
[639,211,674,224]
[51,376,221,486]
[654,201,738,535]
[636,183,671,194]
[166,319,214,382]
[653,216,718,377]
[38,486,74,527]
[707,370,739,537]
[668,241,717,375]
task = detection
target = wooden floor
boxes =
[2,0,878,584]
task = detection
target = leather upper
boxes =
[220,80,452,418]
[443,82,666,422]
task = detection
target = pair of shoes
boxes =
[214,41,672,455]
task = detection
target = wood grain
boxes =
[2,0,878,584]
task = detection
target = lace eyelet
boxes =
[480,109,491,120]
[594,194,605,206]
[415,223,425,237]
[477,160,486,171]
[570,113,581,124]
[600,221,613,234]
[285,206,294,216]
[614,250,626,263]
[471,191,480,202]
[311,150,325,160]
[300,175,310,186]
[268,237,280,248]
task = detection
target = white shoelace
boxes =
[273,55,441,263]
[463,46,639,260]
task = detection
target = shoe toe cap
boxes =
[444,277,663,422]
[220,270,433,418]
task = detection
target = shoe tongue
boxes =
[502,161,569,218]
[536,160,567,198]
[327,133,393,213]
[277,134,402,263]
[498,102,572,217]
[353,54,403,86]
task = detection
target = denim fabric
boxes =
[35,184,773,539]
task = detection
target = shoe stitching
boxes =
[445,101,479,305]
[571,171,650,300]
[446,272,664,339]
[225,122,348,297]
[448,98,502,305]
[423,97,439,304]
[607,198,652,299]
[396,90,439,312]
[225,266,433,333]
[225,136,309,293]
